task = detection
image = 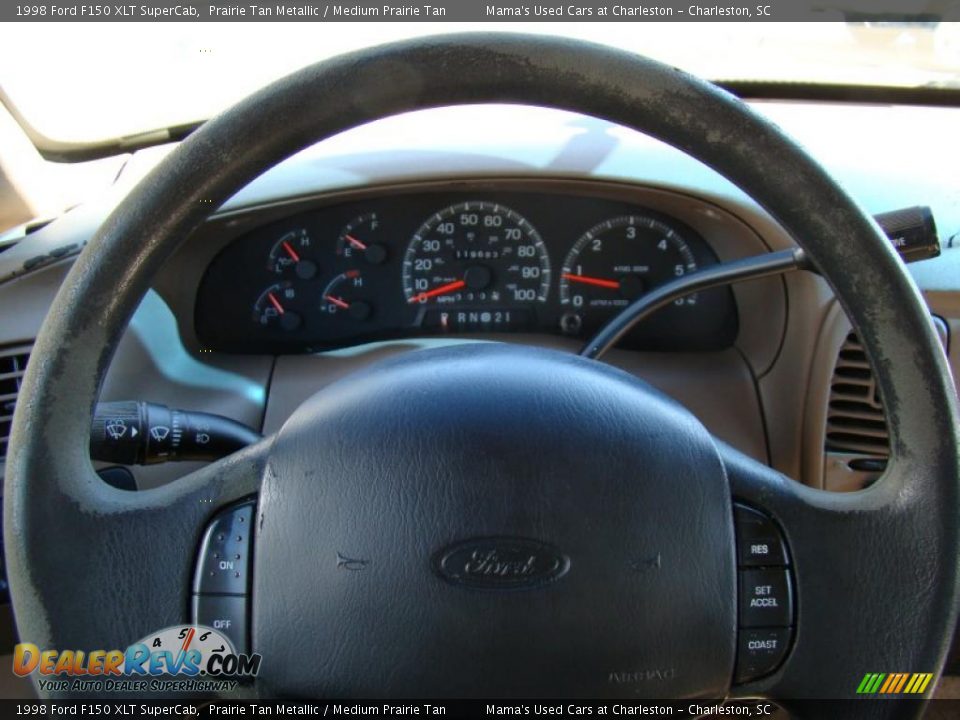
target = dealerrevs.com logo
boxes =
[12,625,261,693]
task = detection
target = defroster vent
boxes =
[825,333,889,457]
[0,345,31,467]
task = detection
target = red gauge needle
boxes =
[282,241,301,263]
[174,626,196,670]
[345,234,368,251]
[562,273,621,290]
[180,627,195,653]
[408,279,466,303]
[267,292,285,315]
[325,295,350,310]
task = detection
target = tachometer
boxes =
[402,202,550,306]
[558,215,698,334]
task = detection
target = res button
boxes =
[734,504,789,567]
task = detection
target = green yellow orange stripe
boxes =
[856,671,933,694]
[885,673,903,693]
[877,673,900,695]
[857,673,933,695]
[892,673,909,693]
[869,673,887,693]
[879,674,896,693]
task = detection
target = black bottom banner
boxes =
[2,699,960,719]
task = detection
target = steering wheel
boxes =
[6,34,959,713]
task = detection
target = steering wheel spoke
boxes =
[175,435,270,510]
[721,442,957,707]
[4,435,269,672]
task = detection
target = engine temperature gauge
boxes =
[320,270,373,321]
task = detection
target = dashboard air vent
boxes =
[825,332,889,456]
[0,345,31,466]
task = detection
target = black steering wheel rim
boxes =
[5,33,959,710]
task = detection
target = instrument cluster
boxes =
[195,190,738,353]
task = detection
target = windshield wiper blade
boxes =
[0,84,203,162]
[715,80,960,107]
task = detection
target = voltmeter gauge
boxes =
[252,282,303,331]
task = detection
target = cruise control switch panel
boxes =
[733,503,796,684]
[192,501,255,655]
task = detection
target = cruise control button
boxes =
[734,504,788,566]
[193,502,254,595]
[739,568,793,627]
[192,594,248,654]
[735,628,791,683]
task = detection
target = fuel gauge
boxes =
[336,213,388,266]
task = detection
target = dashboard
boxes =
[195,188,738,353]
[0,96,959,697]
[1,102,957,497]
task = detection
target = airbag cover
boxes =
[253,343,735,697]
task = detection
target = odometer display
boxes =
[402,202,551,306]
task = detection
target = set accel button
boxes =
[738,567,793,628]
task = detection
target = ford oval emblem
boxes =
[434,537,570,590]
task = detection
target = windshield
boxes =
[2,21,959,143]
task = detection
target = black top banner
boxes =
[2,698,960,717]
[4,0,954,22]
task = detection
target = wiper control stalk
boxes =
[90,401,261,465]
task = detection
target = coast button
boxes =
[735,628,792,683]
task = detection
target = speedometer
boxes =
[402,202,551,306]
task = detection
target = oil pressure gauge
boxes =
[267,228,318,280]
